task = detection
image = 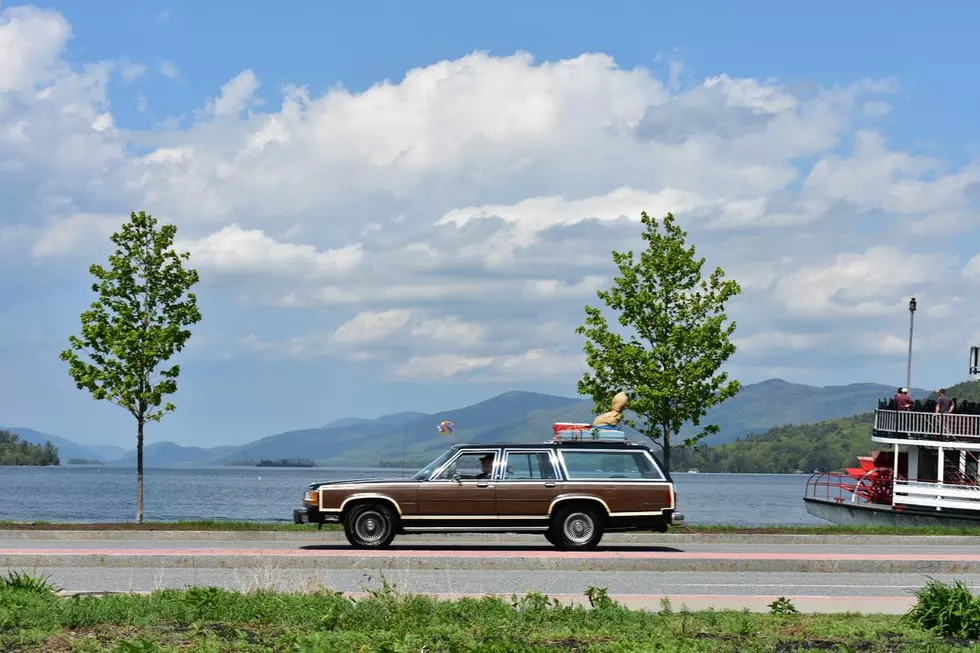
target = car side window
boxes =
[560,451,665,480]
[433,452,496,480]
[503,451,557,480]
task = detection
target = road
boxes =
[3,531,978,613]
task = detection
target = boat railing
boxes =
[893,478,980,511]
[873,409,980,441]
[804,471,887,505]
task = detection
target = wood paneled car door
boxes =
[495,449,562,526]
[412,449,500,525]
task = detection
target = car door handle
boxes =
[476,483,491,488]
[544,482,556,488]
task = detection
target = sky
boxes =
[2,1,980,450]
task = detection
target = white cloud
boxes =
[411,316,486,347]
[394,354,495,379]
[524,276,606,299]
[159,60,179,80]
[31,213,123,259]
[330,309,414,345]
[205,70,259,118]
[962,255,980,280]
[393,348,584,380]
[775,246,955,317]
[2,5,979,388]
[118,59,147,84]
[178,224,363,278]
[0,6,71,93]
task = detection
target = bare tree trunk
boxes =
[662,423,671,473]
[136,419,144,524]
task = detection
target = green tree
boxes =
[576,211,741,472]
[60,211,202,522]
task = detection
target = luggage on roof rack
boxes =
[552,422,627,442]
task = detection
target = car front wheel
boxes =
[550,505,604,550]
[343,503,397,549]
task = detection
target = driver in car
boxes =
[474,454,493,479]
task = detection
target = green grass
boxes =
[0,583,969,652]
[5,520,980,536]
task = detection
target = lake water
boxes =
[0,466,824,526]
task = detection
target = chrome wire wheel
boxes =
[344,504,397,549]
[353,510,387,544]
[562,511,596,545]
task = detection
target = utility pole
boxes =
[906,297,916,391]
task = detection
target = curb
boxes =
[5,530,980,545]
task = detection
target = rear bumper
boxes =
[292,507,340,525]
[670,511,685,525]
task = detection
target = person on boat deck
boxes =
[894,387,913,410]
[935,389,954,414]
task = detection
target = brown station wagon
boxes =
[293,434,683,549]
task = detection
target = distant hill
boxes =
[2,379,941,468]
[690,380,930,445]
[928,379,980,403]
[0,426,119,463]
[209,391,583,466]
[672,413,875,474]
[113,441,240,466]
[321,411,427,430]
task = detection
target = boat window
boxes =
[560,451,665,481]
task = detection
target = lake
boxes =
[0,466,824,526]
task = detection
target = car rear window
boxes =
[560,451,665,481]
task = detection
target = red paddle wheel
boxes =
[851,467,895,505]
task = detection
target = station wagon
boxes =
[293,427,682,549]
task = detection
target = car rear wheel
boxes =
[550,504,604,550]
[343,503,397,549]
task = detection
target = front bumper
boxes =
[292,506,340,525]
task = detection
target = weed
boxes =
[0,570,60,594]
[769,597,799,615]
[904,578,980,639]
[584,585,616,610]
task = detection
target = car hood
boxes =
[307,478,414,489]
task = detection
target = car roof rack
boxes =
[551,422,628,442]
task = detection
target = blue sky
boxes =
[1,1,978,450]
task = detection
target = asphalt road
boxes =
[4,532,977,613]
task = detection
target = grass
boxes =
[5,520,980,536]
[0,581,971,652]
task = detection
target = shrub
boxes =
[904,578,980,638]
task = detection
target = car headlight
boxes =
[303,489,319,505]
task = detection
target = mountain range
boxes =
[2,379,933,468]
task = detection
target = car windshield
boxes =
[410,449,456,481]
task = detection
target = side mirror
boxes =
[453,472,462,484]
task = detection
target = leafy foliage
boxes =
[60,211,201,522]
[577,211,741,471]
[768,597,798,615]
[0,430,59,466]
[904,578,980,639]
